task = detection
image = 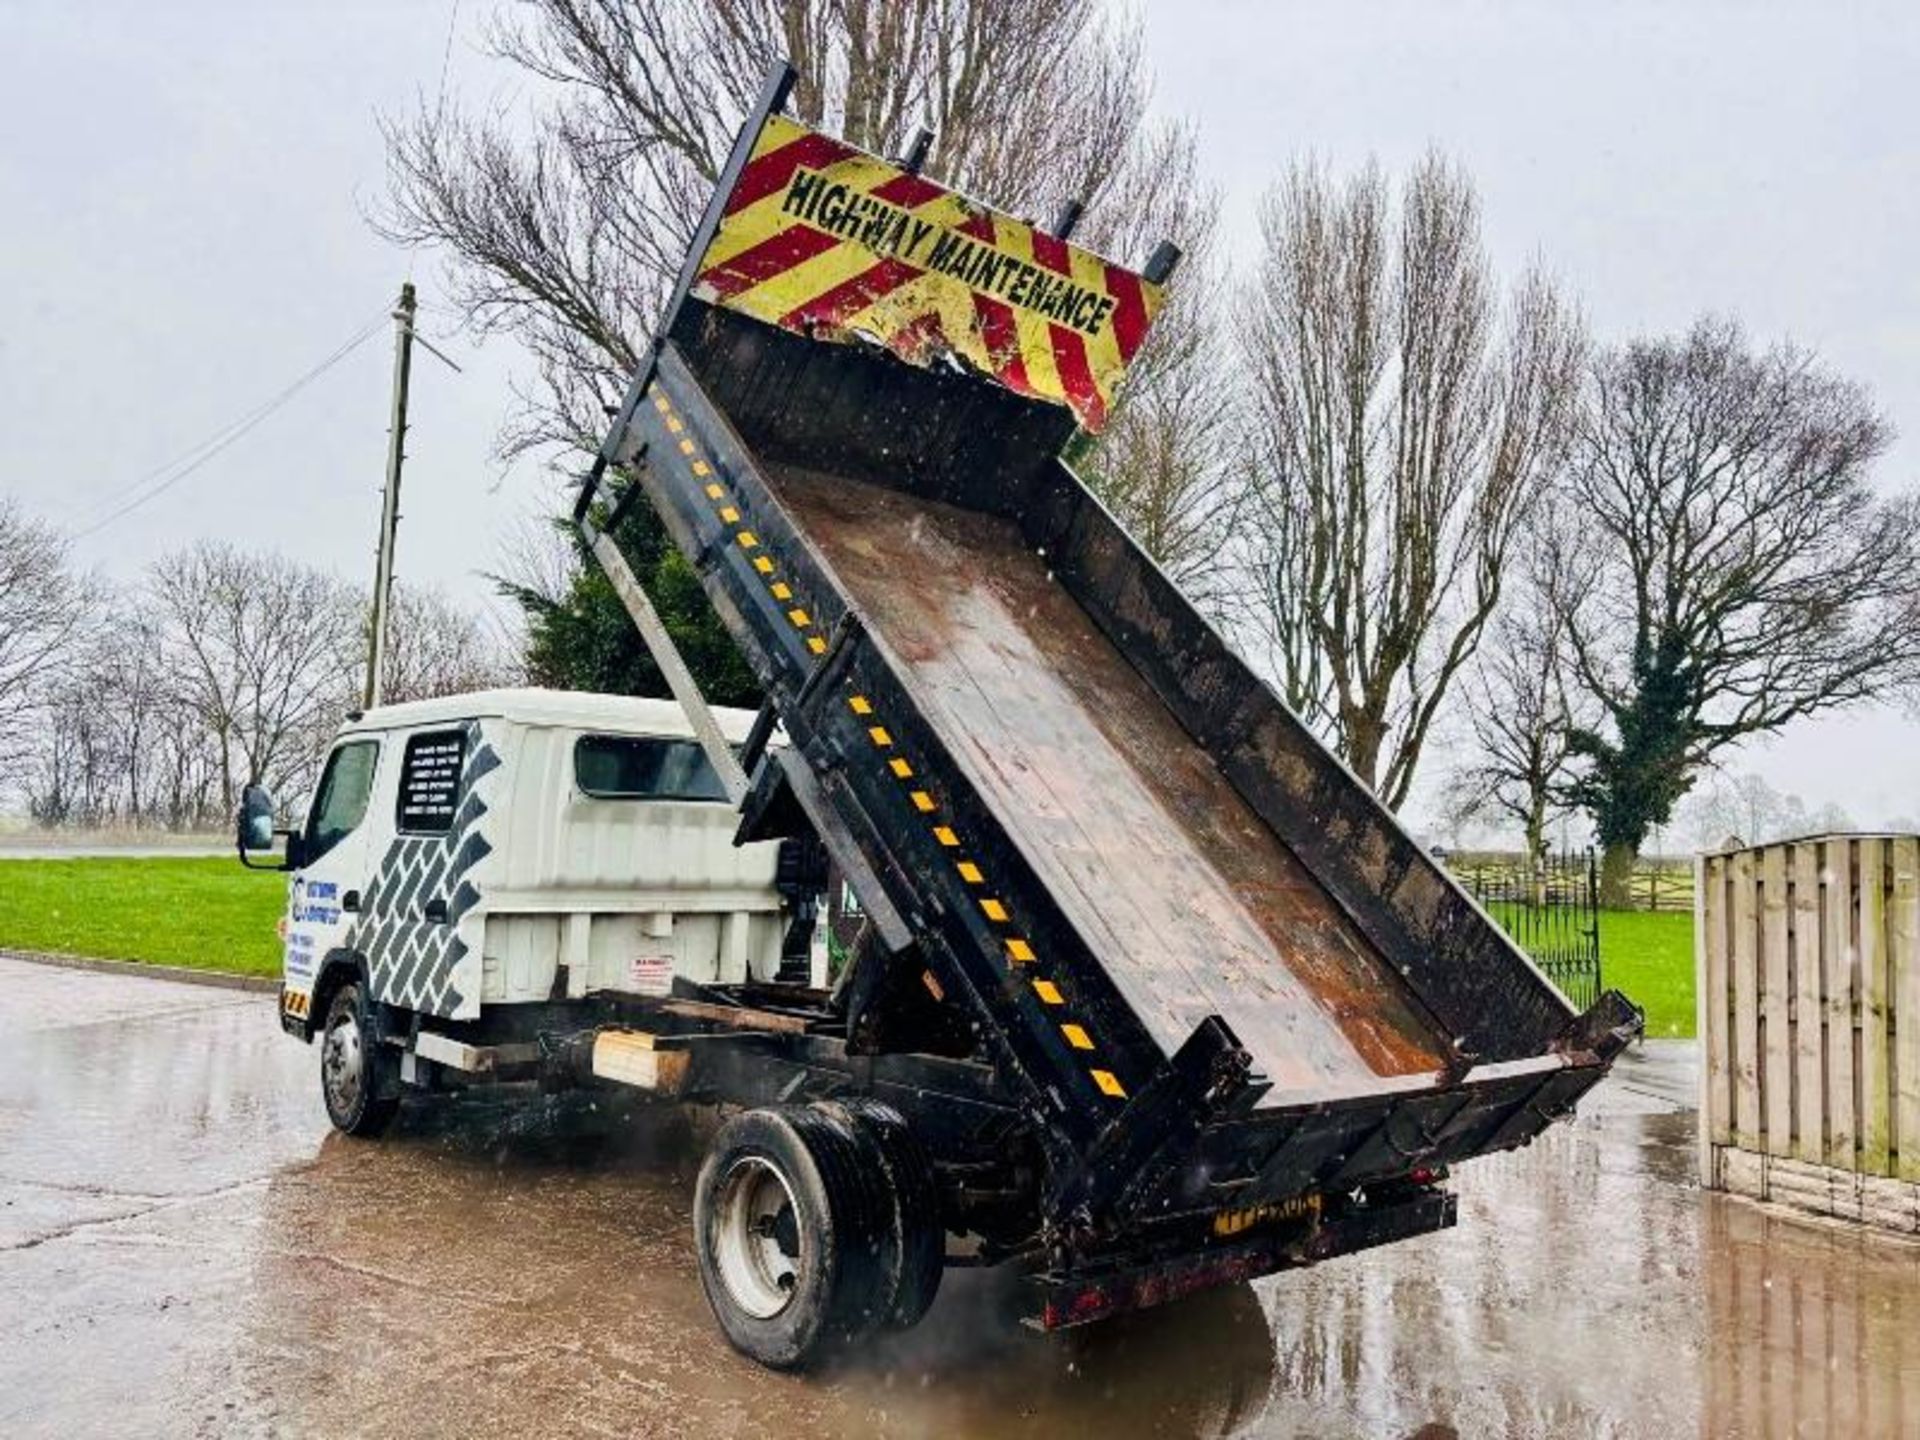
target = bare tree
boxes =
[382,0,1165,457]
[26,672,114,827]
[1235,154,1585,806]
[1674,770,1836,850]
[149,543,361,812]
[0,500,95,793]
[1446,569,1586,865]
[377,583,521,705]
[19,554,514,830]
[30,616,171,827]
[1072,125,1240,608]
[1557,317,1920,902]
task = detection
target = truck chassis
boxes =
[283,969,1461,1349]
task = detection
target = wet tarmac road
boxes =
[4,956,1919,1438]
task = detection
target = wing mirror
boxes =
[237,784,297,870]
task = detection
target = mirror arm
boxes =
[238,828,301,873]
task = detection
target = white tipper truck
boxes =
[238,58,1637,1372]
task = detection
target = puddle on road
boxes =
[232,1095,1279,1437]
[221,1079,1920,1438]
[6,974,1920,1438]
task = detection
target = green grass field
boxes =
[1595,908,1695,1039]
[0,855,285,978]
[1480,902,1695,1038]
[0,854,1701,1038]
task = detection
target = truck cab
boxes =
[250,688,795,1120]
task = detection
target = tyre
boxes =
[320,980,400,1137]
[692,1105,895,1369]
[826,1098,945,1330]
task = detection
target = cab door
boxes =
[283,735,383,1025]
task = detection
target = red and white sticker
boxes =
[628,952,675,997]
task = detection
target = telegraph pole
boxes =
[364,281,416,710]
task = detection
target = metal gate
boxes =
[1466,848,1603,1011]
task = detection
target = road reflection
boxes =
[237,1093,1277,1437]
[1703,1193,1920,1437]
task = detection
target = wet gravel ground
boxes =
[3,954,1918,1437]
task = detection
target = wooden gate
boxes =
[1697,835,1920,1228]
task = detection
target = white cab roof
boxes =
[342,687,760,742]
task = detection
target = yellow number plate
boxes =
[1212,1192,1322,1238]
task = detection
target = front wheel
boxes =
[320,980,399,1137]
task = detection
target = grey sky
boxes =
[3,1,1916,832]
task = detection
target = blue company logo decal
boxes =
[291,878,342,926]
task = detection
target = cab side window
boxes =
[574,734,731,802]
[304,740,380,865]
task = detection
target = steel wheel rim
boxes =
[712,1154,802,1319]
[322,1010,364,1116]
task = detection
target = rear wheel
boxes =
[826,1099,945,1330]
[320,980,399,1137]
[693,1105,895,1369]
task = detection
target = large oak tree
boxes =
[1557,317,1920,902]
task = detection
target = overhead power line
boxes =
[69,310,391,542]
[409,0,462,285]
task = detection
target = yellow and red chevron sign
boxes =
[691,113,1165,432]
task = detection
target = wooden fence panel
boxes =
[1822,837,1855,1171]
[1704,855,1731,1148]
[1792,842,1824,1163]
[1893,837,1920,1183]
[1857,838,1890,1176]
[1703,834,1920,1223]
[1762,846,1794,1157]
[1731,848,1762,1150]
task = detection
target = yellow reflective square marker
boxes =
[1061,1023,1094,1051]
